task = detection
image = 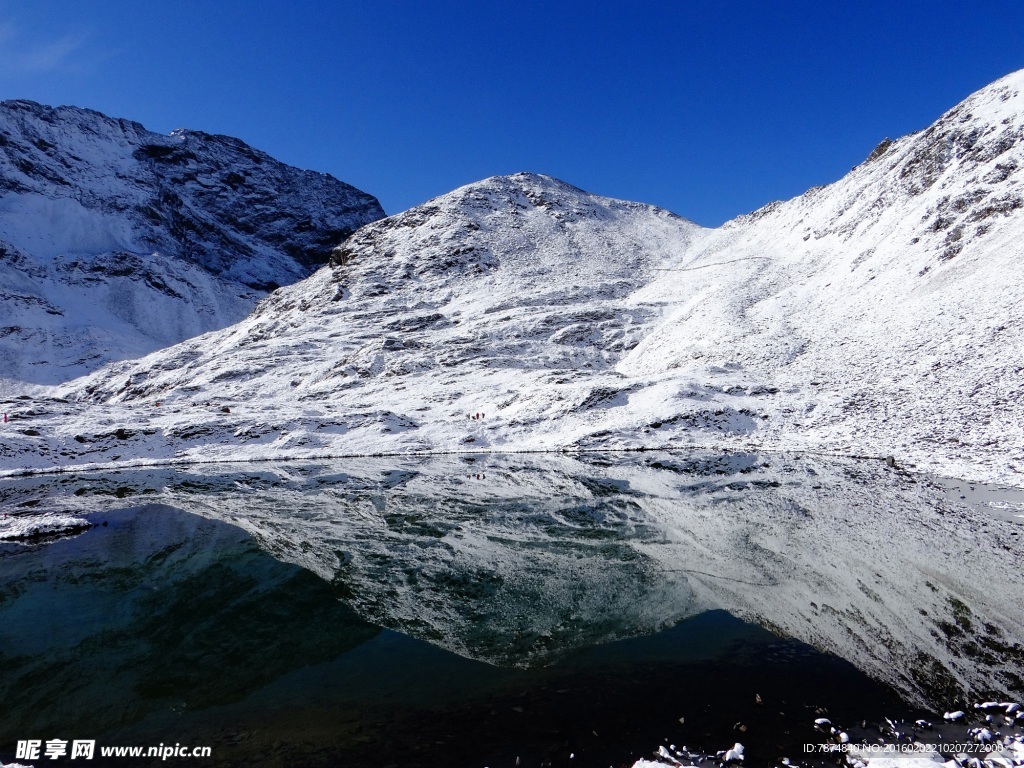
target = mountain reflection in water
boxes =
[1,451,1021,767]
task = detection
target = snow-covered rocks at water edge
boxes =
[721,743,745,762]
[628,741,744,767]
[0,99,384,387]
[0,511,90,540]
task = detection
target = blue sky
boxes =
[1,1,1023,226]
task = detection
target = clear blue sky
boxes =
[1,1,1023,226]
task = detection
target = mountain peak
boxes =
[952,67,1024,119]
[440,171,592,203]
[327,171,700,291]
[0,100,385,385]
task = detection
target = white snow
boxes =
[0,69,1015,483]
[2,73,1024,487]
[4,70,1024,768]
[721,742,745,762]
[0,193,141,258]
[0,510,89,540]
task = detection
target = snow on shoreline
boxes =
[631,703,1024,767]
[0,510,90,541]
[0,391,1021,488]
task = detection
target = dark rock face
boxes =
[0,99,385,383]
[0,98,384,285]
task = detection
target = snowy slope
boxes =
[2,72,1023,483]
[0,99,384,386]
[623,69,1024,477]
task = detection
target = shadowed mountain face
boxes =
[4,452,1022,712]
[0,99,384,385]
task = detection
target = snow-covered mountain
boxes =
[622,69,1024,479]
[68,171,703,409]
[0,99,384,386]
[2,71,1023,483]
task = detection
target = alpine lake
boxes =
[2,451,1022,768]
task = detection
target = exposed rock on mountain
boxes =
[0,99,384,385]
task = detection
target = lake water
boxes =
[1,451,1022,767]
